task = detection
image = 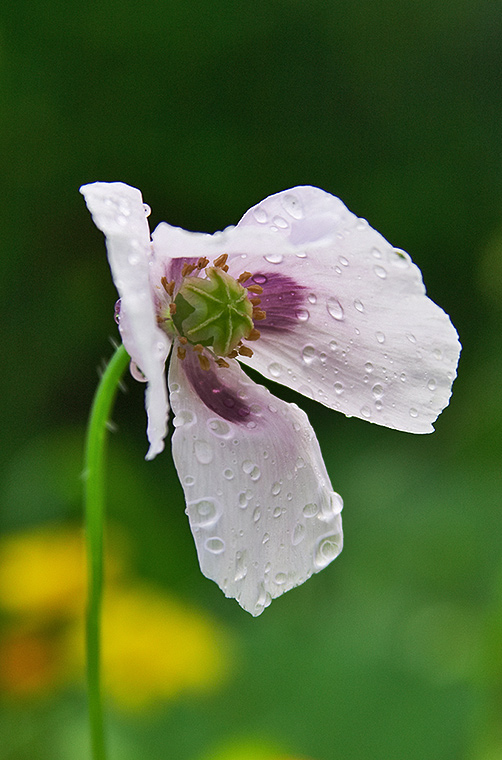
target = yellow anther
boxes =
[161,277,175,296]
[177,346,186,360]
[237,271,252,283]
[252,308,266,321]
[247,328,261,341]
[198,354,211,371]
[247,284,263,295]
[193,344,204,353]
[169,302,177,315]
[238,345,253,357]
[197,257,209,269]
[213,253,228,268]
[249,297,261,306]
[181,263,197,277]
[215,358,230,368]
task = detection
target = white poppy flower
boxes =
[80,182,461,616]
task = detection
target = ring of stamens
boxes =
[157,254,265,370]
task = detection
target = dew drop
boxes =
[143,203,151,217]
[273,507,282,518]
[252,273,268,285]
[281,193,304,219]
[223,468,234,480]
[262,532,270,544]
[234,552,248,581]
[295,308,310,322]
[264,252,283,264]
[272,215,289,229]
[406,333,417,344]
[303,502,319,518]
[329,340,338,351]
[371,247,382,259]
[427,378,437,391]
[432,348,443,360]
[271,482,281,496]
[307,293,317,304]
[400,372,407,382]
[187,498,221,528]
[374,265,387,279]
[252,207,268,224]
[194,440,213,464]
[173,409,196,427]
[295,250,307,258]
[184,476,195,486]
[268,362,282,378]
[204,537,225,554]
[371,383,384,399]
[314,535,340,569]
[409,407,419,418]
[253,506,262,523]
[360,405,371,418]
[365,361,374,372]
[333,381,344,395]
[275,572,287,585]
[292,522,305,546]
[327,297,345,321]
[301,345,316,365]
[375,332,386,344]
[354,299,365,313]
[207,418,231,437]
[338,255,349,267]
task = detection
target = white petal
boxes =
[169,351,343,616]
[80,182,170,458]
[236,186,461,433]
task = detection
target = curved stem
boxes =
[84,344,130,760]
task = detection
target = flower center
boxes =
[157,256,264,369]
[173,266,253,356]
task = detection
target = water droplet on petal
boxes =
[223,468,234,480]
[409,407,419,418]
[252,273,268,285]
[253,207,268,224]
[143,203,151,217]
[354,299,365,313]
[194,440,213,464]
[184,475,195,486]
[268,362,282,378]
[271,482,281,496]
[292,522,305,545]
[406,333,417,344]
[262,532,271,544]
[307,293,317,304]
[273,507,282,518]
[173,409,196,427]
[281,193,304,219]
[338,255,349,267]
[371,383,384,399]
[374,265,387,279]
[302,345,316,364]
[333,382,344,395]
[275,572,287,585]
[360,405,372,418]
[314,535,341,569]
[204,536,225,554]
[207,418,231,437]
[187,498,221,528]
[371,247,382,259]
[303,503,319,518]
[272,215,289,229]
[296,308,310,322]
[365,361,374,372]
[375,332,386,344]
[327,297,344,320]
[234,551,248,581]
[427,378,437,391]
[432,348,443,360]
[264,252,283,264]
[253,507,261,523]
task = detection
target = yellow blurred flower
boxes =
[0,524,88,619]
[66,584,230,710]
[198,737,315,760]
[0,523,232,709]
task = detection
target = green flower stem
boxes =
[84,343,130,760]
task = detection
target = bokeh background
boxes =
[1,1,501,758]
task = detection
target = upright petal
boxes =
[235,186,461,433]
[80,182,170,458]
[169,351,343,616]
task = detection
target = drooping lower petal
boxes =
[169,351,343,616]
[235,186,461,433]
[80,182,170,458]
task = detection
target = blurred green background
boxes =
[1,0,501,758]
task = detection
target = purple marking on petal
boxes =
[182,351,252,424]
[251,272,307,333]
[166,257,199,285]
